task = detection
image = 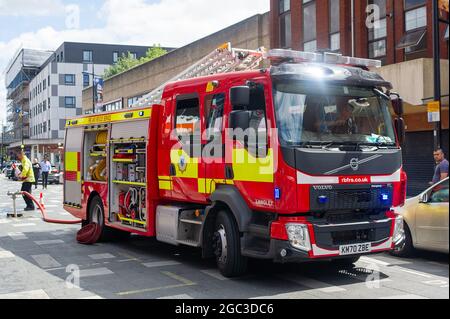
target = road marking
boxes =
[0,219,10,224]
[79,267,114,278]
[162,271,196,286]
[79,295,104,299]
[89,253,115,260]
[0,289,50,299]
[380,294,429,299]
[423,279,448,288]
[117,271,196,296]
[34,239,65,246]
[360,256,391,266]
[392,267,435,279]
[143,260,181,268]
[8,232,28,240]
[279,274,346,293]
[158,294,194,299]
[13,223,36,227]
[0,251,15,259]
[32,254,62,269]
[201,269,229,281]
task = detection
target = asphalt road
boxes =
[0,175,448,299]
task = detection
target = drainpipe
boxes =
[351,0,355,57]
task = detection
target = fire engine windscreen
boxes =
[273,82,397,147]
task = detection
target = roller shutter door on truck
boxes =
[64,126,84,207]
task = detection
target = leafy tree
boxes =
[103,45,168,79]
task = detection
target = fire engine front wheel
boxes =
[213,211,248,278]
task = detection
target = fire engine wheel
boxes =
[213,211,248,278]
[88,196,131,242]
[88,196,108,242]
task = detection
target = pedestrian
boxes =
[40,156,51,189]
[431,149,449,185]
[32,159,41,190]
[16,151,35,211]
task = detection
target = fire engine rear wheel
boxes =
[88,196,131,242]
[213,211,248,278]
[88,196,108,242]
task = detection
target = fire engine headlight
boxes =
[286,224,311,252]
[393,216,405,246]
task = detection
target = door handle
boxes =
[225,165,234,180]
[170,164,176,176]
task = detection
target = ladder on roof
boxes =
[134,42,265,108]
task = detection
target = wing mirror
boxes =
[394,118,406,146]
[229,110,251,131]
[420,192,430,204]
[390,93,404,117]
[230,86,250,110]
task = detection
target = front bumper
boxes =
[256,214,400,263]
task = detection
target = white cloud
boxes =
[0,0,269,123]
[0,0,66,16]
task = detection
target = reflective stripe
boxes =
[232,148,274,183]
[198,179,234,194]
[65,152,81,182]
[66,109,151,127]
[159,180,173,191]
[297,169,402,185]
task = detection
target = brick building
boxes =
[270,0,449,195]
[270,0,448,63]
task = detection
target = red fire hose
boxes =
[21,191,102,245]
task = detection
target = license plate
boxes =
[339,243,372,256]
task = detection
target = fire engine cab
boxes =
[64,44,407,277]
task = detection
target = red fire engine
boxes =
[64,44,407,277]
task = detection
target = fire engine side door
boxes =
[201,91,227,195]
[64,126,84,207]
[170,93,206,202]
[226,80,275,212]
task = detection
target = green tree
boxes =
[103,45,168,79]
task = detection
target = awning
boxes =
[397,28,427,49]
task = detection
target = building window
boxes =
[329,0,340,51]
[48,98,51,109]
[130,52,137,59]
[405,6,427,31]
[43,122,47,133]
[83,50,93,62]
[279,0,292,48]
[43,100,47,112]
[304,40,317,52]
[303,0,316,51]
[83,74,90,87]
[367,0,387,60]
[43,79,46,90]
[397,1,427,55]
[48,75,50,85]
[369,39,387,58]
[65,97,76,108]
[113,51,119,63]
[65,74,75,86]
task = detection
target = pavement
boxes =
[0,175,448,300]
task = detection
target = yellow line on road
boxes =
[116,271,196,296]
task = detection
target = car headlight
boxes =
[393,216,405,246]
[286,224,311,252]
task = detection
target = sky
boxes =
[0,0,269,124]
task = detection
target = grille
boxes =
[310,186,393,212]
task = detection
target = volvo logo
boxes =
[350,158,360,171]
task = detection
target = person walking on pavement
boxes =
[32,159,41,190]
[432,149,449,185]
[16,151,35,211]
[40,156,51,189]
